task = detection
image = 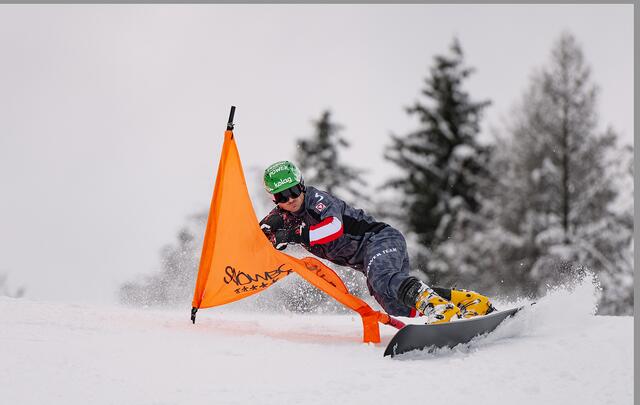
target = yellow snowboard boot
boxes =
[414,285,461,324]
[450,288,495,319]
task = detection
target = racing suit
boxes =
[260,186,415,316]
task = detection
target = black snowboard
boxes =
[384,306,524,357]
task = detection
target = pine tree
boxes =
[383,38,491,282]
[490,32,633,313]
[296,110,369,204]
[288,110,370,309]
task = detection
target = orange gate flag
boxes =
[191,110,404,344]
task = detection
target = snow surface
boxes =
[1,278,632,405]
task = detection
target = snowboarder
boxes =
[259,160,495,323]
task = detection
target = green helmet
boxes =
[263,161,303,194]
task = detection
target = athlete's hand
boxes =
[273,229,291,250]
[260,213,285,235]
[273,223,309,250]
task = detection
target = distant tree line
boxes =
[119,32,633,315]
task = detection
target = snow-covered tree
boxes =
[383,38,491,284]
[276,109,371,310]
[489,32,633,313]
[296,110,369,205]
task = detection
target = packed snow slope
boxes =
[1,278,633,405]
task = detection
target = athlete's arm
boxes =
[306,190,344,246]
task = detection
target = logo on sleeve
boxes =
[315,202,326,212]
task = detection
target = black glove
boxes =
[273,223,309,250]
[260,213,285,236]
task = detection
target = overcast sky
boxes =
[0,5,633,304]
